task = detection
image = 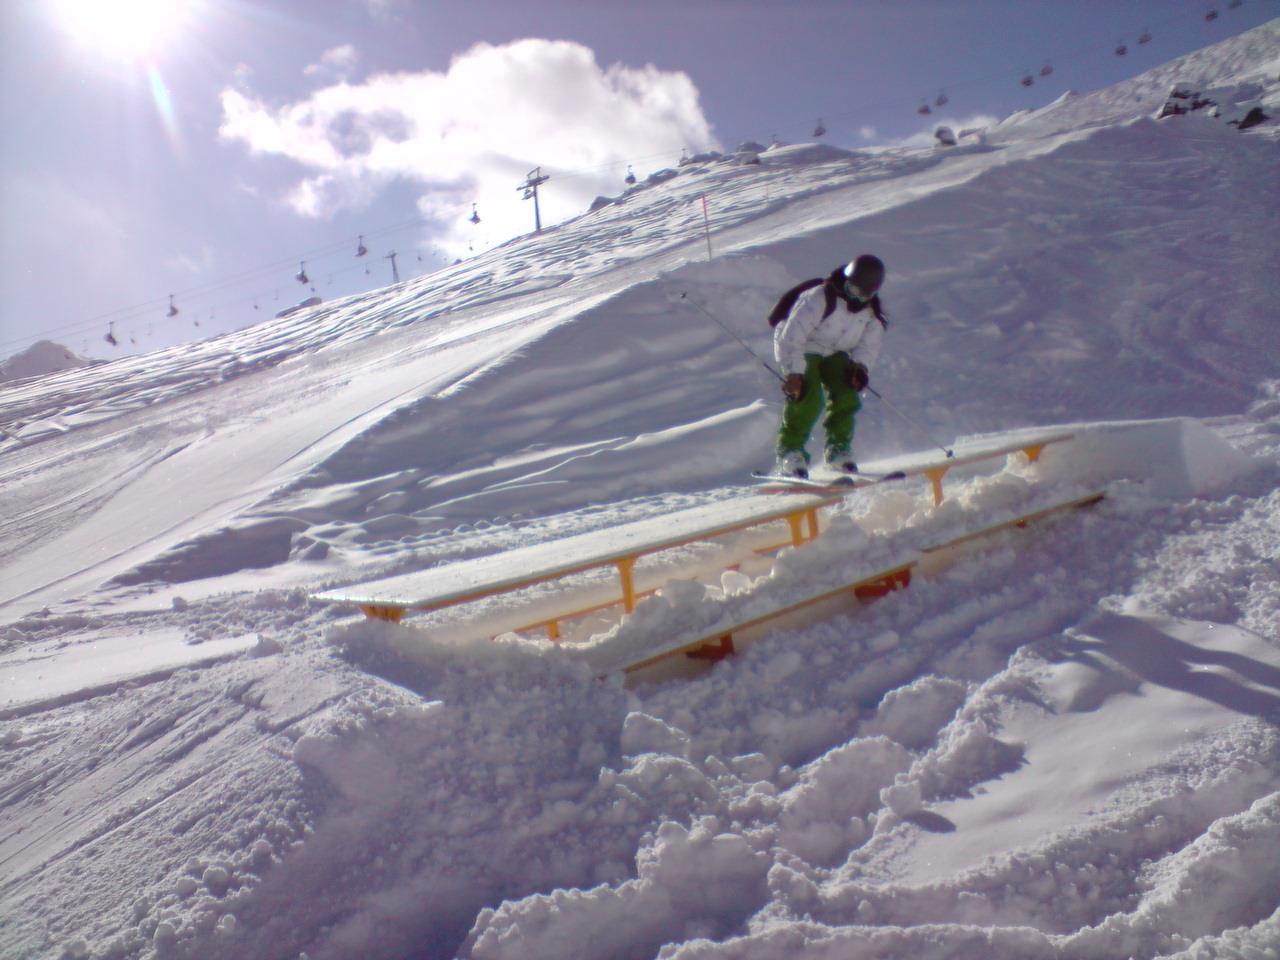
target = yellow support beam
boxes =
[361,604,406,622]
[615,556,639,612]
[926,466,949,506]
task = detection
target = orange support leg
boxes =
[853,566,913,600]
[925,467,949,506]
[615,556,638,612]
[785,506,822,545]
[361,604,406,622]
[686,635,735,661]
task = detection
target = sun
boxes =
[50,0,197,62]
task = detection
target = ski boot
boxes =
[776,451,809,479]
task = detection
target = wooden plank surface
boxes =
[311,492,841,611]
[860,430,1074,479]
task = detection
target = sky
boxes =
[1,0,1277,362]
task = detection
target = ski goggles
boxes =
[844,278,879,302]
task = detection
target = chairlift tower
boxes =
[385,250,400,284]
[518,166,550,233]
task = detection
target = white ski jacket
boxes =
[773,285,884,376]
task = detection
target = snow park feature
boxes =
[2,19,1280,960]
[312,429,1095,674]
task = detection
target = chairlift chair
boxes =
[167,294,179,317]
[1227,0,1242,9]
[1040,61,1054,77]
[917,100,932,115]
[469,203,481,225]
[1021,72,1034,88]
[934,91,948,107]
[1138,28,1152,44]
[296,261,310,284]
[624,164,637,185]
[104,322,118,347]
[1115,41,1128,56]
[356,235,368,257]
[1205,8,1219,21]
[813,120,827,137]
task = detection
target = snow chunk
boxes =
[779,737,913,865]
[621,712,691,759]
[465,817,769,959]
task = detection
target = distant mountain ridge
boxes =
[0,339,91,383]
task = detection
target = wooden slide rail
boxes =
[600,561,917,677]
[311,430,1080,643]
[860,432,1075,506]
[312,494,842,637]
[594,488,1105,678]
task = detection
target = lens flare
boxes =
[147,64,183,154]
[50,0,196,62]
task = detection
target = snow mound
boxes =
[1037,418,1258,498]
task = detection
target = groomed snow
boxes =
[2,21,1279,960]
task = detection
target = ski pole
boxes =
[866,386,955,459]
[680,292,784,382]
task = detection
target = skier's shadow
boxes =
[1049,611,1280,721]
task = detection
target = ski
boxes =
[752,469,907,493]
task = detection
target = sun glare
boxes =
[51,0,196,61]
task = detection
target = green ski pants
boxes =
[776,352,862,463]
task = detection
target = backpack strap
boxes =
[767,278,824,327]
[769,273,889,328]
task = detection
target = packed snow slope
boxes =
[2,21,1279,960]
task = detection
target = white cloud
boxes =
[304,43,359,78]
[219,39,718,259]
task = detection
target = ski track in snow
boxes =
[2,21,1280,960]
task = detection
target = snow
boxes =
[0,629,260,720]
[2,20,1280,960]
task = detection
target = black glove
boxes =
[846,361,870,392]
[782,373,806,403]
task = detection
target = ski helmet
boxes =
[842,255,885,301]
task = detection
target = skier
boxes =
[772,254,886,478]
